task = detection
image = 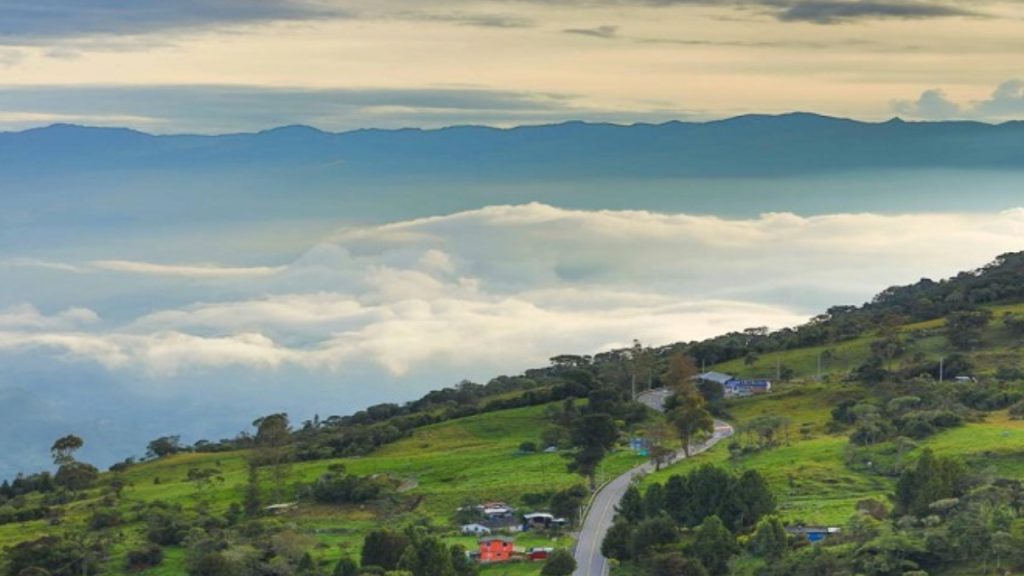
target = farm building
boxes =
[523,512,568,530]
[480,502,516,520]
[695,372,772,397]
[786,525,841,543]
[479,536,516,562]
[461,523,492,536]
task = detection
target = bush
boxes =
[54,462,100,491]
[127,543,164,570]
[89,508,124,530]
[542,549,577,576]
[519,441,538,453]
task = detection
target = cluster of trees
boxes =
[832,376,1024,480]
[601,466,775,575]
[598,448,1024,576]
[760,449,1024,576]
[306,465,394,505]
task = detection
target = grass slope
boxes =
[0,403,646,575]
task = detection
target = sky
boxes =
[0,0,1022,132]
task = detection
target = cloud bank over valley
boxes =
[4,203,1024,475]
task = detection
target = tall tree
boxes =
[689,515,737,576]
[51,434,84,466]
[615,485,646,524]
[568,413,619,489]
[252,413,292,503]
[670,399,714,458]
[397,532,455,576]
[749,515,788,560]
[665,354,699,395]
[361,529,411,571]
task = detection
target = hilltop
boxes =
[5,251,1024,575]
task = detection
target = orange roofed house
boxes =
[479,536,515,562]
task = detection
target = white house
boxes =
[461,523,492,536]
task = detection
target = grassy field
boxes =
[0,402,646,575]
[641,383,889,526]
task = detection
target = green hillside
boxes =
[1,402,651,575]
[7,251,1024,576]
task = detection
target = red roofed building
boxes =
[479,536,515,562]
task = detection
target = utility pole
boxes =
[939,356,945,383]
[776,358,781,381]
[817,352,823,381]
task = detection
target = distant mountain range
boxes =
[3,113,1024,178]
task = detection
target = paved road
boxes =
[572,390,733,576]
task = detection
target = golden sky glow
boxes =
[0,0,1022,131]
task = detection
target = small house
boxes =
[523,512,568,530]
[461,523,492,536]
[527,547,554,561]
[786,525,841,543]
[696,372,772,397]
[729,379,773,396]
[480,502,516,520]
[479,536,515,563]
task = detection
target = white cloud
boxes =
[89,260,285,278]
[4,204,1024,380]
[0,304,99,330]
[892,79,1024,121]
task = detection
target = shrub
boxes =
[127,543,164,570]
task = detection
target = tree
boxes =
[894,448,967,517]
[750,515,788,560]
[568,413,619,489]
[947,308,993,350]
[397,532,455,576]
[689,516,737,576]
[252,413,292,502]
[670,398,714,457]
[541,549,576,576]
[631,516,680,560]
[147,436,184,458]
[646,420,676,471]
[54,461,99,491]
[450,544,477,576]
[616,485,646,524]
[644,483,666,519]
[723,469,776,531]
[665,354,699,394]
[626,340,656,398]
[361,530,411,571]
[601,521,634,561]
[50,435,83,466]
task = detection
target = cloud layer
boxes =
[4,204,1024,381]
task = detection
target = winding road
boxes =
[572,389,734,576]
